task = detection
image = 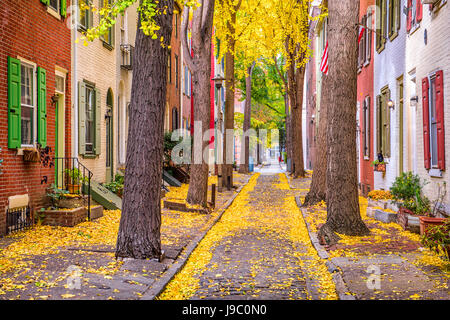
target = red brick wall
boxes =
[0,0,72,236]
[357,0,375,195]
[167,3,182,132]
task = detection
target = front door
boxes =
[55,95,65,186]
[106,105,113,183]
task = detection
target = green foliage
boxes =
[104,173,125,195]
[46,184,70,207]
[164,131,183,163]
[390,172,430,215]
[421,219,450,260]
[370,159,385,167]
[65,168,88,185]
[80,0,197,45]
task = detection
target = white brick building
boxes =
[405,1,449,213]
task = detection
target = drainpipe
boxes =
[73,1,79,159]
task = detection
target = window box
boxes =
[22,147,40,162]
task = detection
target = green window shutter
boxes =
[60,0,67,17]
[37,67,47,148]
[40,0,49,5]
[78,82,87,155]
[376,95,381,155]
[95,88,102,155]
[8,57,21,149]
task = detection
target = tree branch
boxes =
[201,0,216,37]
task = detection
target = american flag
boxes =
[320,41,328,75]
[320,26,366,76]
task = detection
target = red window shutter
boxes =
[416,0,423,22]
[435,70,445,171]
[422,77,431,170]
[407,0,412,32]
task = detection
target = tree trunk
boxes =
[286,45,306,179]
[221,3,240,190]
[116,0,174,259]
[303,73,329,206]
[318,0,370,245]
[239,63,255,174]
[292,66,306,178]
[184,0,216,207]
[285,93,293,172]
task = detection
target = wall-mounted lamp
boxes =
[51,94,59,106]
[388,100,395,109]
[411,96,419,103]
[105,108,112,119]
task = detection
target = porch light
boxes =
[388,100,395,109]
[212,76,225,90]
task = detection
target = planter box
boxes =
[374,163,386,172]
[419,216,446,236]
[42,207,87,227]
[89,205,104,220]
[397,208,420,233]
[374,210,398,223]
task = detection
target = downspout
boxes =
[73,1,79,159]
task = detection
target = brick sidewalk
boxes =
[290,174,450,300]
[0,173,250,300]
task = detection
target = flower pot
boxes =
[419,216,446,236]
[374,163,386,172]
[67,184,81,194]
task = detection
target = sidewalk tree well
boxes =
[318,0,370,245]
[182,0,216,207]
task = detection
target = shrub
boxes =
[390,172,430,214]
[421,218,450,260]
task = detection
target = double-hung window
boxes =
[78,0,93,30]
[40,0,67,18]
[422,71,445,171]
[363,96,371,159]
[406,0,423,32]
[8,57,47,149]
[100,0,114,48]
[21,63,35,146]
[79,81,101,156]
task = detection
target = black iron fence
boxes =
[6,206,32,235]
[54,157,93,220]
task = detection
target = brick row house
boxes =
[306,0,449,214]
[0,1,186,236]
[0,0,72,236]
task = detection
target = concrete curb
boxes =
[140,175,254,300]
[294,195,356,300]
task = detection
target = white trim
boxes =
[17,58,37,148]
[47,5,61,20]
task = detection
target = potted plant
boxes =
[421,218,450,261]
[103,174,124,198]
[65,168,87,194]
[371,160,386,172]
[419,183,448,235]
[390,172,429,231]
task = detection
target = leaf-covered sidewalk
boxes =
[290,174,450,300]
[0,174,250,300]
[159,172,337,300]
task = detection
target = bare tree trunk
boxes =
[222,0,242,189]
[292,66,306,178]
[116,0,174,259]
[183,1,216,207]
[318,0,370,245]
[285,93,293,172]
[239,62,255,174]
[303,73,329,206]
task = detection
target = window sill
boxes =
[409,24,420,36]
[47,7,61,20]
[428,168,443,178]
[81,154,98,159]
[102,41,114,51]
[364,156,370,161]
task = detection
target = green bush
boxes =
[390,172,430,214]
[421,219,450,260]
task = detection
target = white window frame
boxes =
[85,84,96,155]
[428,73,439,169]
[18,58,37,148]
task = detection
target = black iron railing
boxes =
[6,206,32,235]
[54,157,93,220]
